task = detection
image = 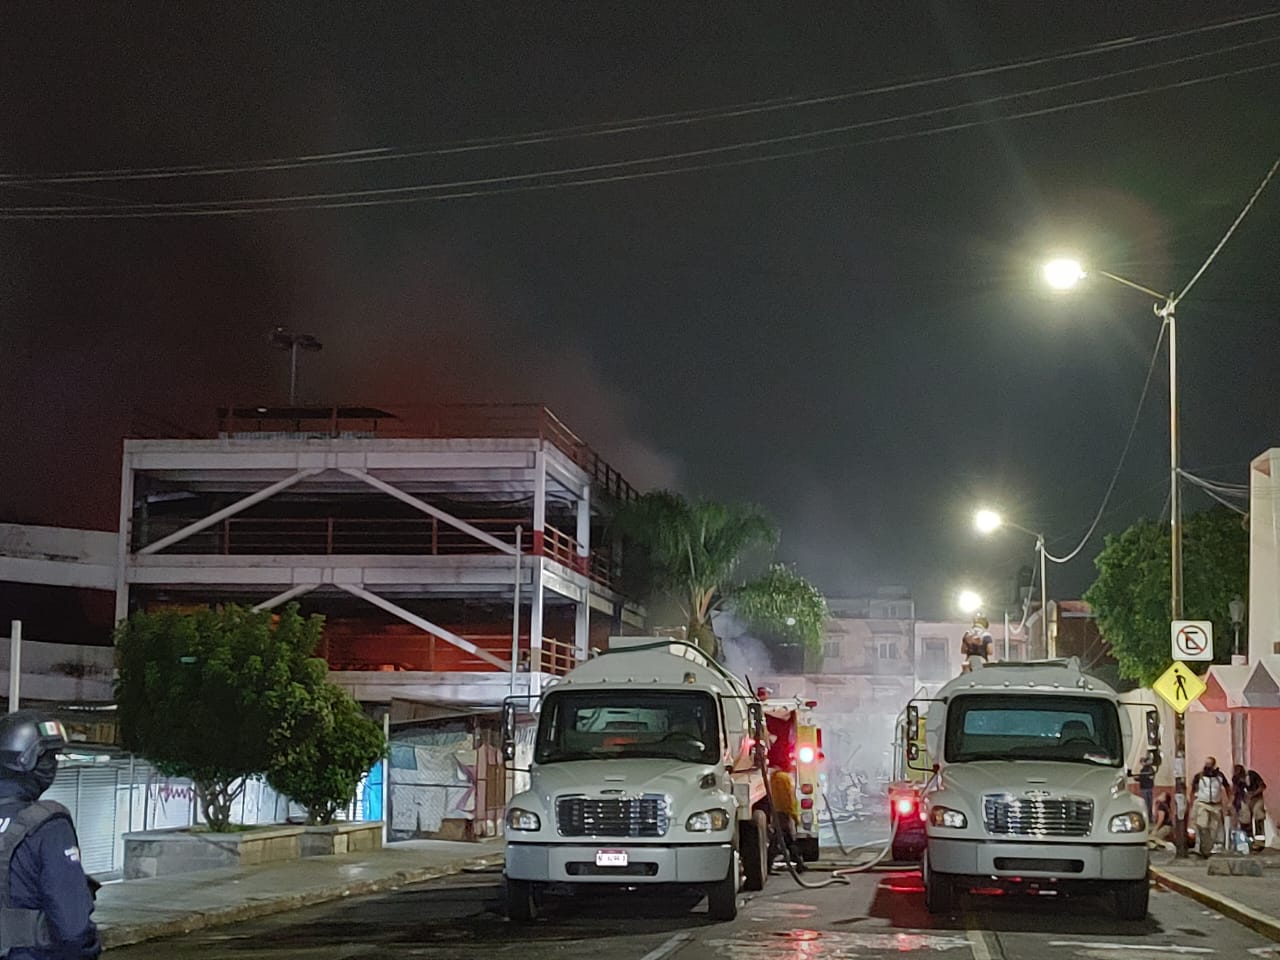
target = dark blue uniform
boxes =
[0,794,100,960]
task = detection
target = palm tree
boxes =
[617,491,779,660]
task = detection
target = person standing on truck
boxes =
[1190,756,1231,856]
[959,617,994,673]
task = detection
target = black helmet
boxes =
[0,711,67,775]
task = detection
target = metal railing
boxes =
[206,403,636,502]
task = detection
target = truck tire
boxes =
[798,837,820,863]
[923,853,956,915]
[741,810,769,891]
[1114,877,1149,921]
[505,878,541,923]
[706,854,739,921]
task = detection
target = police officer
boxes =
[0,711,100,960]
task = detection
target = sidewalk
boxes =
[94,837,505,950]
[1151,847,1280,942]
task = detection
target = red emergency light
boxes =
[800,798,814,810]
[797,745,816,765]
[895,796,916,817]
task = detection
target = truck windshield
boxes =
[535,690,720,765]
[945,694,1123,766]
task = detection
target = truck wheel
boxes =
[706,854,739,921]
[741,810,769,891]
[1114,877,1149,921]
[505,878,541,922]
[798,837,820,863]
[923,853,956,915]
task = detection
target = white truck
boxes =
[501,637,771,922]
[910,658,1160,919]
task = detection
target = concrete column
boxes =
[114,448,135,625]
[529,559,545,698]
[532,450,547,556]
[1248,449,1280,662]
[575,599,590,662]
[576,482,591,575]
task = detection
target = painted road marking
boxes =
[1048,944,1214,954]
[639,932,694,960]
[965,919,999,960]
[706,931,971,958]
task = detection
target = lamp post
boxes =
[957,590,983,615]
[1043,258,1185,853]
[1229,595,1246,663]
[270,327,323,405]
[974,510,1050,659]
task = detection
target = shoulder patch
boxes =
[64,845,81,863]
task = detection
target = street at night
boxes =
[109,859,1280,960]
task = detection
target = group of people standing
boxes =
[1143,754,1270,855]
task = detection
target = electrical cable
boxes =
[1039,320,1169,565]
[1173,153,1280,306]
[4,10,1277,186]
[5,61,1277,220]
[6,44,1276,214]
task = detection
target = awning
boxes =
[1242,656,1280,708]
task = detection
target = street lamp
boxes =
[974,509,1050,659]
[1042,257,1183,850]
[957,590,983,615]
[1229,595,1246,662]
[270,327,323,405]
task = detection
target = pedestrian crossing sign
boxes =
[1152,661,1206,714]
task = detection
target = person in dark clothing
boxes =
[1137,756,1156,818]
[1232,764,1268,847]
[0,711,100,960]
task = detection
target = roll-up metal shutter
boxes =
[75,767,119,874]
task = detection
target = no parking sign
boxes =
[1171,620,1213,662]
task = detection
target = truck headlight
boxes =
[686,808,731,832]
[1109,812,1145,833]
[930,806,967,829]
[506,808,541,831]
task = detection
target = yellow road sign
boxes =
[1152,661,1207,714]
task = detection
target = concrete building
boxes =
[115,404,645,706]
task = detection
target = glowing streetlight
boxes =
[1043,258,1087,291]
[974,509,1003,535]
[973,509,1050,658]
[957,590,983,615]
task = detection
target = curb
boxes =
[100,852,505,951]
[1151,866,1280,944]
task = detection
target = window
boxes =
[944,694,1122,767]
[876,638,898,660]
[919,638,948,681]
[823,640,842,660]
[535,690,720,765]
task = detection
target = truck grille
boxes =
[983,795,1093,837]
[556,794,670,837]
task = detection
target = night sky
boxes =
[2,3,1278,619]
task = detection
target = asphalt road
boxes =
[110,858,1280,960]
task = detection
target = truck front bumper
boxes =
[927,836,1147,881]
[506,841,732,884]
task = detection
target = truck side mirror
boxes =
[906,704,919,730]
[1145,709,1160,748]
[502,699,517,762]
[748,702,767,764]
[907,743,920,762]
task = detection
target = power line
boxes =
[1041,320,1169,565]
[3,60,1276,220]
[2,10,1277,186]
[1174,152,1280,305]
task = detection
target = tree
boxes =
[618,491,827,661]
[1084,508,1248,686]
[115,603,329,832]
[268,684,386,825]
[732,564,829,662]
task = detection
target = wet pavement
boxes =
[109,859,1280,960]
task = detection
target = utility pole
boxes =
[270,327,323,405]
[6,620,21,714]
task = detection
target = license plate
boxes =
[595,849,628,867]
